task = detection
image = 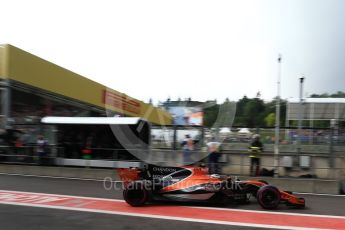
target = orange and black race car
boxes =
[118,165,305,209]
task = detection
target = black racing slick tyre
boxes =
[123,181,151,207]
[257,185,281,209]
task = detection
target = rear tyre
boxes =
[123,181,151,207]
[257,185,281,209]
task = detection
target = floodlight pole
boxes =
[274,54,281,178]
[297,77,304,156]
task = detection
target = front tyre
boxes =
[257,185,281,209]
[123,181,151,207]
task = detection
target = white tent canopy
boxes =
[238,128,251,134]
[219,127,232,133]
[41,116,143,125]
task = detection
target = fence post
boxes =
[329,120,336,169]
[173,125,177,150]
[240,153,244,175]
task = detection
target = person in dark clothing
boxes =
[36,135,48,165]
[207,141,221,174]
[248,134,263,177]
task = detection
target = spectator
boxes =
[36,135,48,165]
[82,135,93,160]
[207,140,221,174]
[181,134,194,165]
[248,134,263,177]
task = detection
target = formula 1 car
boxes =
[118,165,305,209]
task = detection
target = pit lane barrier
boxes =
[0,146,343,194]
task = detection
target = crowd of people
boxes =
[180,132,264,176]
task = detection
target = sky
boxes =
[1,0,344,104]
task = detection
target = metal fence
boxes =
[0,145,344,180]
[151,127,345,149]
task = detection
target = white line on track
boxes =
[0,200,326,230]
[1,189,344,221]
[187,205,345,220]
[0,189,125,203]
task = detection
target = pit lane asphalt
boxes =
[0,174,344,230]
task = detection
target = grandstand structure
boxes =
[0,44,171,129]
[287,98,345,126]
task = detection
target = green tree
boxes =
[264,113,275,127]
[233,96,250,126]
[242,98,265,127]
[311,91,345,98]
[203,101,219,128]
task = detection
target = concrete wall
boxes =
[0,164,119,180]
[221,142,345,154]
[237,177,340,194]
[221,152,345,180]
[0,164,340,194]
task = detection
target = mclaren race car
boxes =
[118,165,305,209]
